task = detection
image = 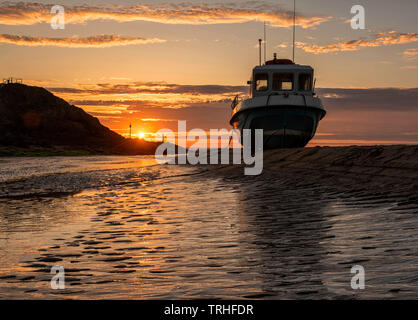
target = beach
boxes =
[0,145,417,299]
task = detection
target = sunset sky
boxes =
[0,0,417,145]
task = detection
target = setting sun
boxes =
[138,132,145,139]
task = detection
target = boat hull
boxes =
[230,105,325,149]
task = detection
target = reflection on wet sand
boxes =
[0,150,417,299]
[235,181,331,298]
[235,179,418,299]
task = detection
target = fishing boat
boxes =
[229,55,326,148]
[229,1,326,149]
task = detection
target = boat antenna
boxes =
[258,39,262,66]
[292,0,296,63]
[264,21,267,64]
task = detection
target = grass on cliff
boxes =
[0,146,104,157]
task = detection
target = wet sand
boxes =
[0,145,417,299]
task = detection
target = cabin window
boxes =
[299,74,312,91]
[273,73,293,91]
[254,73,269,91]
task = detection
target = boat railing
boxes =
[231,94,240,110]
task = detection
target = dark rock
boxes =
[0,83,162,155]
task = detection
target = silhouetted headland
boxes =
[0,83,162,156]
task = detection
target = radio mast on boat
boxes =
[264,21,267,64]
[292,0,296,62]
[258,39,262,66]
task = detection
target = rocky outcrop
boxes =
[0,83,160,155]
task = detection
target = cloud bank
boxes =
[49,82,247,95]
[297,31,418,54]
[46,82,418,113]
[0,34,165,47]
[316,88,418,111]
[0,2,329,28]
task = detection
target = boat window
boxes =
[255,73,269,91]
[299,74,312,91]
[273,73,293,91]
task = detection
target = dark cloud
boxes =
[70,99,232,108]
[50,82,248,96]
[62,85,418,112]
[317,88,418,111]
